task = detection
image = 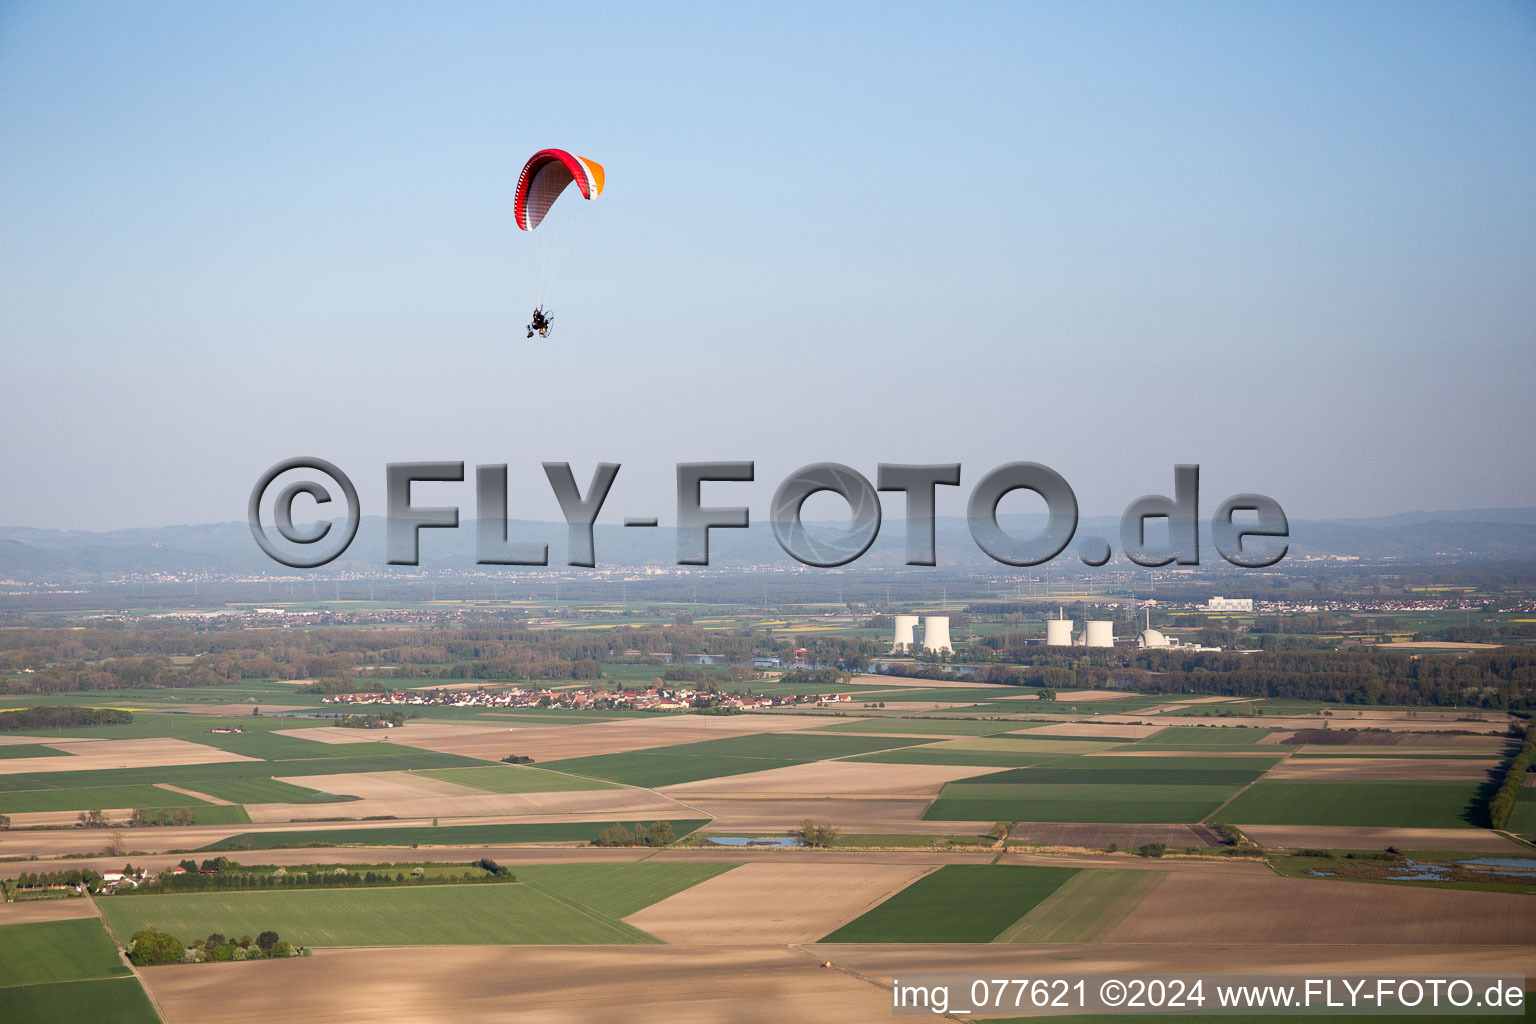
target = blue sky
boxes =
[2,1,1534,530]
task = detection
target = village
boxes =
[318,685,854,714]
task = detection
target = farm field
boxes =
[995,868,1168,942]
[96,882,659,947]
[1105,872,1536,945]
[0,918,130,988]
[924,766,1244,824]
[414,764,619,793]
[0,782,215,814]
[543,733,930,788]
[844,746,1059,768]
[0,977,161,1024]
[198,819,710,851]
[513,862,738,919]
[819,864,1080,943]
[623,862,933,944]
[1220,780,1488,828]
[811,718,1035,736]
[0,744,68,759]
[1134,726,1289,747]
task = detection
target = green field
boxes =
[844,747,1057,768]
[184,804,252,825]
[181,777,344,804]
[415,765,618,793]
[0,978,161,1024]
[0,744,68,759]
[0,920,130,988]
[0,748,491,805]
[995,869,1167,942]
[1135,726,1288,747]
[97,882,657,946]
[514,862,737,917]
[812,718,1033,737]
[1509,792,1536,835]
[0,784,210,814]
[820,864,1079,943]
[968,758,1279,787]
[1218,781,1488,828]
[924,783,1238,823]
[198,818,710,851]
[545,734,928,788]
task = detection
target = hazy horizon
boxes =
[3,1,1534,532]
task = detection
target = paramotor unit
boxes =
[515,148,604,338]
[527,306,552,339]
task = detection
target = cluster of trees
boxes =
[500,754,535,764]
[8,867,102,892]
[942,646,1536,710]
[592,822,676,847]
[0,617,895,698]
[334,711,407,729]
[1488,720,1535,830]
[128,927,297,965]
[131,860,516,895]
[0,706,131,730]
[129,807,197,827]
[790,820,838,848]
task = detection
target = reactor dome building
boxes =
[1137,608,1170,649]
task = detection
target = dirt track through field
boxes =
[623,862,932,944]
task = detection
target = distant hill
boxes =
[1,509,1534,579]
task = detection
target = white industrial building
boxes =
[1083,620,1114,648]
[891,614,919,653]
[1206,596,1253,612]
[1045,608,1073,647]
[1137,608,1170,649]
[922,615,952,654]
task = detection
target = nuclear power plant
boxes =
[922,616,952,653]
[889,614,952,654]
[1083,620,1114,648]
[1138,607,1171,649]
[1046,609,1073,647]
[1043,609,1113,648]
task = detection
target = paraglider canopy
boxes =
[514,149,605,231]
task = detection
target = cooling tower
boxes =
[1045,608,1073,647]
[1085,620,1114,648]
[922,616,952,653]
[892,614,919,652]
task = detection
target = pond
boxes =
[1455,857,1536,872]
[704,836,804,847]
